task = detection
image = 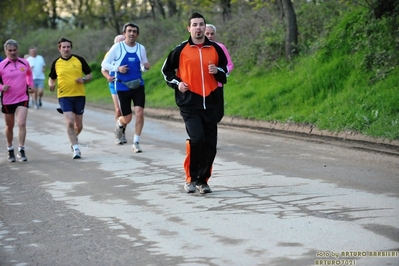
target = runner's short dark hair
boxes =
[122,23,140,34]
[188,12,206,26]
[58,37,73,49]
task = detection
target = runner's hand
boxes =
[2,85,10,92]
[118,65,129,74]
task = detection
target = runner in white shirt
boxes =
[27,46,46,109]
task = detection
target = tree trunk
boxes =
[156,0,166,20]
[149,0,156,20]
[373,0,398,19]
[167,0,177,18]
[49,0,58,29]
[220,0,232,21]
[108,0,120,35]
[281,0,298,60]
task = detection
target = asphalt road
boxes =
[0,99,398,266]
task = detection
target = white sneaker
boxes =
[196,183,212,194]
[73,148,81,159]
[7,149,16,163]
[132,142,142,153]
[17,149,28,162]
[184,182,196,193]
[114,121,123,139]
[121,133,127,144]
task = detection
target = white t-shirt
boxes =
[27,55,46,80]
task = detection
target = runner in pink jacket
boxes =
[0,39,34,163]
[205,24,234,123]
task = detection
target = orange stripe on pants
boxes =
[184,139,192,183]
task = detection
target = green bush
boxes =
[12,5,399,140]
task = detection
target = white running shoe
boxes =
[17,149,28,162]
[73,148,81,159]
[196,183,212,194]
[184,182,196,193]
[7,149,16,163]
[114,121,123,140]
[132,142,142,153]
[121,133,127,144]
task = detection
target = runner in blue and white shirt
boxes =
[101,22,150,153]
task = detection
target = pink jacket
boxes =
[217,42,234,87]
[0,58,33,105]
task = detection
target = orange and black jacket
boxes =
[161,36,228,111]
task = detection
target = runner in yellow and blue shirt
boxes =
[48,37,92,159]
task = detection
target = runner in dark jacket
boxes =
[161,12,228,194]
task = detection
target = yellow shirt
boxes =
[49,55,91,98]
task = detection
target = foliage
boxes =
[295,0,350,53]
[10,28,115,67]
[2,1,398,140]
[317,10,399,84]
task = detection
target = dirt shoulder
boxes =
[45,96,399,157]
[143,107,399,157]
